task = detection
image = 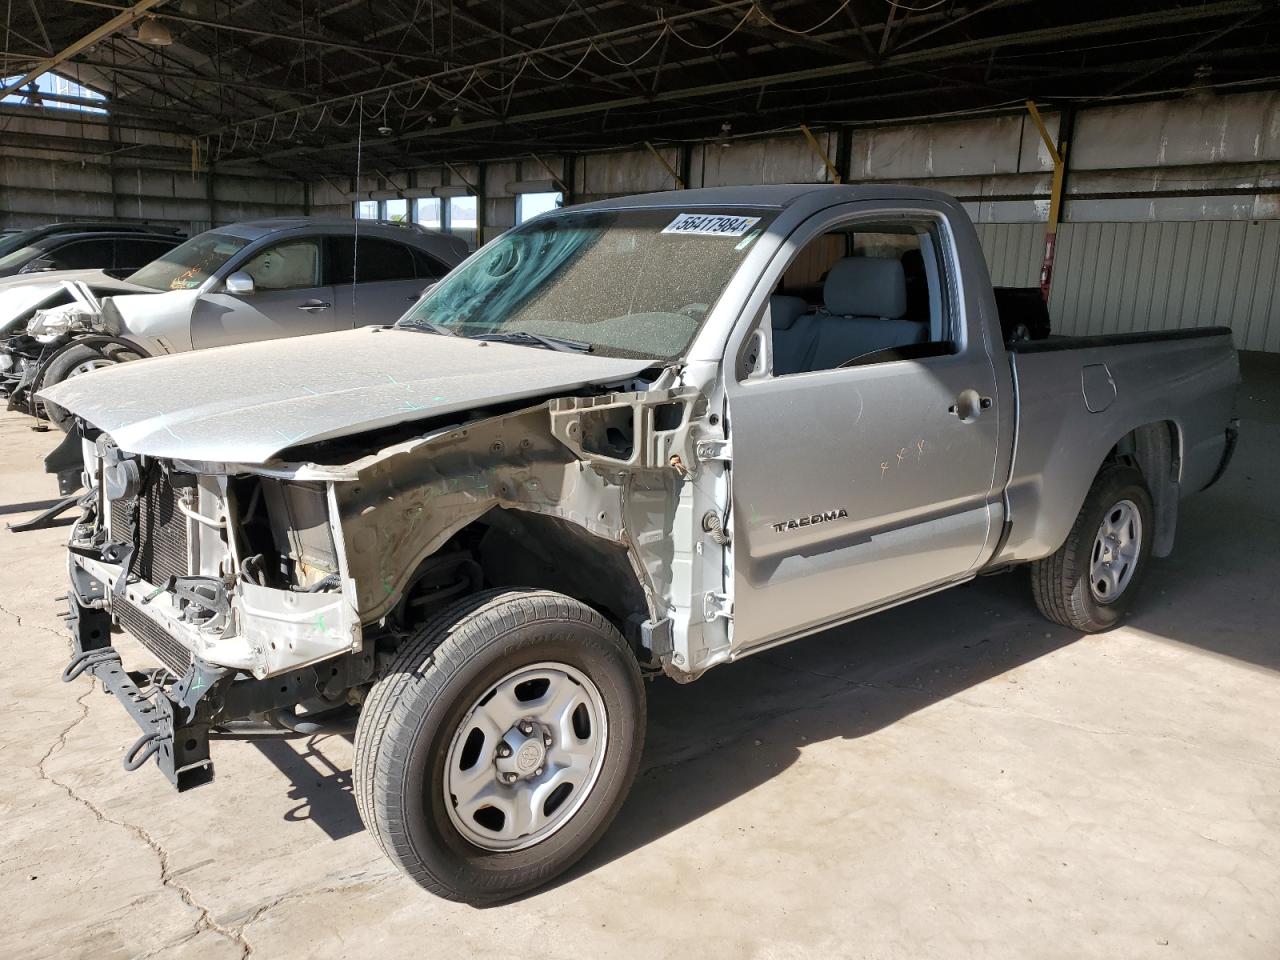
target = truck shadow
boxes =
[253,735,363,840]
[575,570,1075,883]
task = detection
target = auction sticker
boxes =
[662,213,761,237]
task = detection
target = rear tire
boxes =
[1031,463,1154,632]
[354,588,645,904]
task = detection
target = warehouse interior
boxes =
[3,1,1280,347]
[2,1,1279,957]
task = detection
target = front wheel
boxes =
[354,589,645,904]
[1031,463,1154,632]
[40,341,141,431]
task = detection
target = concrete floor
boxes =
[1,365,1277,960]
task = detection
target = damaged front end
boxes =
[63,371,732,789]
[4,284,136,417]
[65,434,372,789]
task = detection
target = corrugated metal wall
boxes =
[975,223,1043,288]
[303,88,1280,352]
[977,220,1280,352]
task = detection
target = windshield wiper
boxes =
[397,318,456,336]
[471,331,593,353]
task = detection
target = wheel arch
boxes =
[997,415,1184,565]
[1107,419,1180,557]
[358,505,657,664]
[38,334,153,385]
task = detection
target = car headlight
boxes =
[27,310,72,337]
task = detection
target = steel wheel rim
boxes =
[66,357,114,379]
[442,661,608,852]
[1089,498,1142,603]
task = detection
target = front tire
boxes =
[40,341,141,431]
[1031,463,1154,632]
[354,589,645,904]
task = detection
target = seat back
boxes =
[807,257,926,369]
[769,294,816,376]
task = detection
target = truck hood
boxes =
[39,327,657,464]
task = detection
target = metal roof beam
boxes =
[1,0,171,98]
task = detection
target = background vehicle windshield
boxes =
[398,207,776,359]
[0,231,37,258]
[127,231,250,291]
[0,243,45,271]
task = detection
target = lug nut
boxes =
[542,734,552,746]
[519,721,533,735]
[534,767,543,777]
[497,744,511,758]
[503,772,517,783]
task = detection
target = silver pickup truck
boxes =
[42,185,1238,904]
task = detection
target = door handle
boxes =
[948,389,992,422]
[297,300,331,312]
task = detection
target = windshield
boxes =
[127,231,250,291]
[0,243,45,271]
[397,207,777,359]
[0,230,39,259]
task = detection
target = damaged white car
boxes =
[42,185,1238,903]
[5,218,467,427]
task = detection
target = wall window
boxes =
[1,72,107,113]
[447,195,478,248]
[414,198,443,230]
[516,191,563,224]
[384,198,408,222]
[355,200,379,219]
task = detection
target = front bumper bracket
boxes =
[63,597,214,791]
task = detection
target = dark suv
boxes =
[0,229,183,278]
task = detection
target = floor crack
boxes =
[38,679,254,959]
[0,598,66,642]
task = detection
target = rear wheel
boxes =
[354,588,645,904]
[1031,464,1154,632]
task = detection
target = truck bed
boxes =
[995,326,1238,565]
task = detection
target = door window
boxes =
[47,238,114,269]
[768,220,954,376]
[239,239,321,290]
[326,236,417,284]
[410,247,449,280]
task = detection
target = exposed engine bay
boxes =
[61,367,730,787]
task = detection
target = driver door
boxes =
[191,237,339,349]
[724,204,1005,652]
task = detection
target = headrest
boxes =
[769,294,809,331]
[823,257,907,319]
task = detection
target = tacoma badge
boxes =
[771,508,849,533]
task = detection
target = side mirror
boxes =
[225,271,255,295]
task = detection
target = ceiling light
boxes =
[717,121,732,148]
[137,17,173,46]
[377,125,393,136]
